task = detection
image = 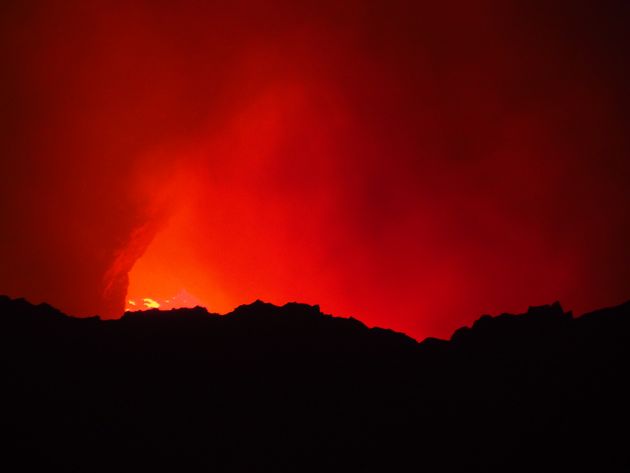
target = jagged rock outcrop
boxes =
[1,295,629,472]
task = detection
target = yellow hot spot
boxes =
[143,298,160,309]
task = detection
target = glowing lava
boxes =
[125,289,204,312]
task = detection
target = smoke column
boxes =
[1,1,629,337]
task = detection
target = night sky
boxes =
[1,1,629,338]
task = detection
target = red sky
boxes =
[1,1,629,339]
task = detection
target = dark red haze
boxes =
[2,1,629,338]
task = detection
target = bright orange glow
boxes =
[2,2,630,339]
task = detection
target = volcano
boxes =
[2,2,630,471]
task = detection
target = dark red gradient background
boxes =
[2,1,629,338]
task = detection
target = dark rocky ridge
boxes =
[1,295,629,472]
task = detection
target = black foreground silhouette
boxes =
[1,295,629,472]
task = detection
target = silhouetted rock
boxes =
[1,295,629,472]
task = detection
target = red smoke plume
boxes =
[2,1,629,338]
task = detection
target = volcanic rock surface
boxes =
[1,295,629,472]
